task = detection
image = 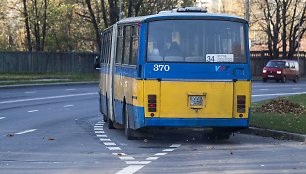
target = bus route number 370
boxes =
[153,64,170,72]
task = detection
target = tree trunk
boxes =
[85,0,101,52]
[22,0,32,51]
[100,0,109,28]
[282,0,287,59]
[108,0,117,25]
[41,0,48,51]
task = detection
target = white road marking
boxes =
[0,117,6,120]
[94,122,181,174]
[65,89,77,91]
[95,131,105,134]
[259,89,269,91]
[24,91,37,94]
[28,110,39,113]
[146,157,159,160]
[0,92,96,104]
[162,148,175,152]
[15,129,37,135]
[170,144,181,148]
[125,161,151,165]
[293,88,302,90]
[119,156,135,160]
[252,92,306,97]
[107,147,122,150]
[64,105,74,107]
[154,153,167,156]
[104,142,116,146]
[116,165,145,174]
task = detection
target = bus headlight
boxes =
[277,71,282,74]
[262,69,267,73]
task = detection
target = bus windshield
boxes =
[147,20,247,63]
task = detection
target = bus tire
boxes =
[124,105,135,140]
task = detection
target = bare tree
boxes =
[22,0,32,51]
[252,0,306,59]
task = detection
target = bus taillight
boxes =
[148,95,157,112]
[237,95,246,113]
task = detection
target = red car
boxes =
[262,60,299,83]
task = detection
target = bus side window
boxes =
[116,27,123,64]
[108,31,112,65]
[130,25,139,65]
[123,26,131,65]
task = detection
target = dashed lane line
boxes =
[64,105,74,107]
[24,91,37,94]
[94,121,181,174]
[28,110,39,113]
[15,129,37,135]
[0,117,5,120]
[0,92,96,104]
[65,89,77,91]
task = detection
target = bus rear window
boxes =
[147,20,246,63]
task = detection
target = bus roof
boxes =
[117,12,247,25]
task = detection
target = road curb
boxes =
[0,81,98,89]
[240,127,306,142]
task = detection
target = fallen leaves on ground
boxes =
[255,98,306,115]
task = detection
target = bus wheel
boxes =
[124,105,135,140]
[107,117,115,129]
[263,78,267,82]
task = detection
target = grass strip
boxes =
[250,94,306,134]
[0,72,98,85]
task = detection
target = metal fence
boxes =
[0,51,99,73]
[0,51,305,76]
[250,51,306,76]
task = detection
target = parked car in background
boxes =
[262,60,299,83]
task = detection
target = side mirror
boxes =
[94,56,100,69]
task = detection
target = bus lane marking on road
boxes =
[116,165,145,174]
[94,121,182,174]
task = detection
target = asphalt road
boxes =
[0,81,306,174]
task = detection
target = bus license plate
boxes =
[189,96,204,108]
[268,75,274,78]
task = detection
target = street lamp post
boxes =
[119,0,122,21]
[245,0,249,22]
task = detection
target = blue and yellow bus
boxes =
[98,7,251,140]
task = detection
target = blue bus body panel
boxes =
[145,118,248,127]
[143,63,251,80]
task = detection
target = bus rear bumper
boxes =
[144,118,249,128]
